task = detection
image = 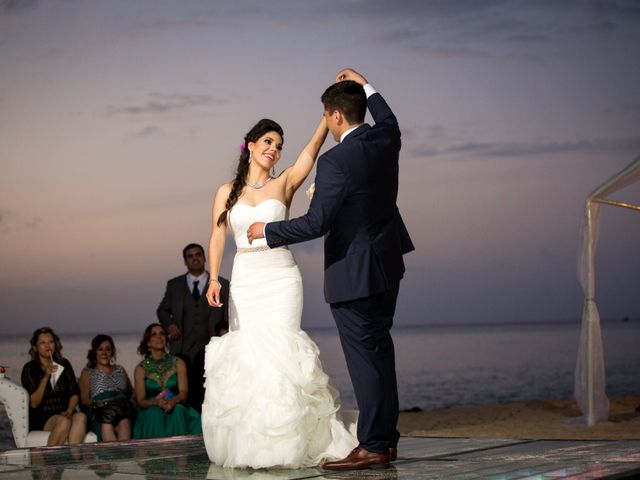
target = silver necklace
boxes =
[246,176,274,189]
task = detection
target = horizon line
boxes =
[1,316,638,338]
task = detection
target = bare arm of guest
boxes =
[134,365,159,410]
[79,369,92,407]
[161,358,189,413]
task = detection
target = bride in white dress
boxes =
[203,118,357,469]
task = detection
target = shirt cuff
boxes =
[263,223,268,242]
[363,83,377,98]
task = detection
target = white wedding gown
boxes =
[202,199,357,469]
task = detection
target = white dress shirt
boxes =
[187,272,208,294]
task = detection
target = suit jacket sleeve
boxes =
[368,92,399,137]
[266,152,348,248]
[156,280,176,328]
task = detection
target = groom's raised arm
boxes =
[338,67,398,133]
[367,91,399,136]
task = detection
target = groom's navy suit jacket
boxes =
[265,92,414,304]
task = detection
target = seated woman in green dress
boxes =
[133,323,201,439]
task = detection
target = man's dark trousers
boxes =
[330,283,400,453]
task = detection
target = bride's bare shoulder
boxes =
[211,183,233,209]
[215,182,233,198]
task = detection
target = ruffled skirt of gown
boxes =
[202,246,357,469]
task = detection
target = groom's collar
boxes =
[340,123,366,143]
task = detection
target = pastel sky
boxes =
[1,0,639,335]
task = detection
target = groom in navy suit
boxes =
[248,68,413,470]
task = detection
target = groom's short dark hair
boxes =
[321,80,366,125]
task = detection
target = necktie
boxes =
[192,280,200,301]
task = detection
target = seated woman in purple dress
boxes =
[79,334,135,441]
[21,327,87,446]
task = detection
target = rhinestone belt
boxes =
[236,245,287,254]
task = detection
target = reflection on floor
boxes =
[1,435,639,479]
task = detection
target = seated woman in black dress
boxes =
[21,327,87,446]
[79,334,135,441]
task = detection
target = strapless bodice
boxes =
[229,199,288,249]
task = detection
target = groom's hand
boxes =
[247,222,265,245]
[336,68,367,86]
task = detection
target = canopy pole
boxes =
[592,198,640,212]
[585,201,595,426]
[575,154,640,426]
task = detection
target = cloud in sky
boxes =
[603,102,640,118]
[586,0,640,18]
[323,0,640,66]
[132,18,220,34]
[126,125,164,140]
[106,92,227,117]
[24,216,42,229]
[410,136,640,160]
[343,1,538,59]
[0,209,43,234]
[0,0,38,14]
[345,0,640,25]
[0,208,9,226]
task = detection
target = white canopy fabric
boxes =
[575,155,640,426]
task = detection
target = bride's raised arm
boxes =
[283,116,328,199]
[206,183,231,308]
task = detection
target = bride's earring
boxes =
[248,151,253,164]
[271,166,276,177]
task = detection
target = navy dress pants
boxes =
[330,283,400,453]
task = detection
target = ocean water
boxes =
[1,321,638,449]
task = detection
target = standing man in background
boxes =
[157,243,229,411]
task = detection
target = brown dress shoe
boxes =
[322,447,391,470]
[390,447,398,461]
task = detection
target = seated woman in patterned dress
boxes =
[132,323,201,439]
[79,334,135,441]
[21,327,87,446]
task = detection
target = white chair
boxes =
[0,375,97,448]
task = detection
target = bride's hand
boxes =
[206,280,223,308]
[336,68,367,86]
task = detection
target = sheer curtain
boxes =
[575,155,640,425]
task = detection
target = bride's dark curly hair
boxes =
[217,119,284,226]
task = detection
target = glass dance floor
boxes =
[1,435,639,479]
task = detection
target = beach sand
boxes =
[398,395,640,440]
[2,396,638,450]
